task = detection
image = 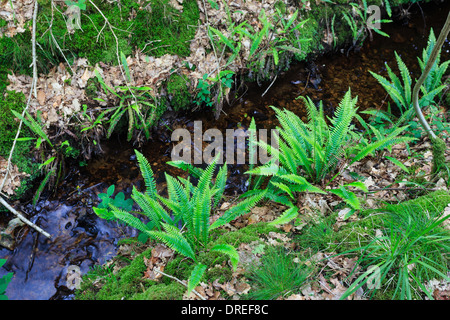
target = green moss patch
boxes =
[166,73,192,111]
[76,222,278,300]
[0,0,200,75]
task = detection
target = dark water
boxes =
[1,2,449,300]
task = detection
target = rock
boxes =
[0,218,25,250]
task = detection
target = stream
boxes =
[1,2,449,300]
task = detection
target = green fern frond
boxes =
[329,186,360,210]
[131,186,173,229]
[209,190,267,230]
[187,264,207,294]
[212,163,227,208]
[135,150,157,197]
[145,223,196,261]
[109,205,150,233]
[210,244,239,271]
[269,206,299,226]
[167,160,204,179]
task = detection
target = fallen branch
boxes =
[153,268,207,300]
[0,195,51,239]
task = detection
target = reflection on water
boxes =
[0,185,138,300]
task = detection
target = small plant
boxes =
[246,246,311,300]
[194,74,214,108]
[246,89,409,222]
[341,203,450,300]
[94,61,159,142]
[94,151,265,294]
[342,0,391,49]
[194,70,235,117]
[10,109,60,206]
[97,184,133,213]
[417,29,450,103]
[237,9,309,83]
[0,259,13,300]
[370,29,448,116]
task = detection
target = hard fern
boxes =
[94,150,265,293]
[370,30,448,115]
[245,88,410,225]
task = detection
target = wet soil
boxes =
[1,2,449,300]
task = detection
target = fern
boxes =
[209,190,267,230]
[145,223,197,261]
[417,28,449,102]
[269,206,299,226]
[210,244,240,271]
[187,264,207,294]
[267,88,359,183]
[93,150,264,291]
[371,30,448,115]
[135,150,157,197]
[246,89,409,223]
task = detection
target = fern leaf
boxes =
[109,206,150,233]
[210,244,239,271]
[270,181,294,199]
[145,223,196,261]
[135,150,157,197]
[187,264,207,294]
[329,186,360,210]
[269,206,299,226]
[131,186,173,229]
[278,174,326,194]
[209,191,266,230]
[212,164,227,209]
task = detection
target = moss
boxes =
[293,212,385,254]
[0,0,199,75]
[131,0,200,57]
[85,77,99,99]
[77,222,278,300]
[131,282,185,300]
[383,190,450,216]
[0,65,10,94]
[165,222,278,284]
[166,73,192,111]
[0,31,34,75]
[431,136,447,173]
[0,91,28,154]
[77,247,155,300]
[0,90,41,205]
[210,222,279,246]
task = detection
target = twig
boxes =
[0,195,51,239]
[47,0,75,74]
[261,74,277,97]
[32,0,38,98]
[88,0,129,85]
[153,268,207,300]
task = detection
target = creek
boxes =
[0,2,449,300]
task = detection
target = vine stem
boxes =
[412,11,450,140]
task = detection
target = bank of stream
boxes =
[0,1,449,300]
